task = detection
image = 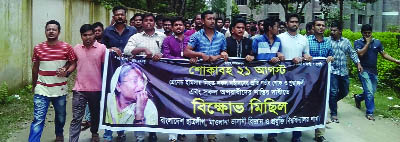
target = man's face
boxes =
[185,23,191,30]
[313,20,326,35]
[172,21,184,35]
[81,30,95,47]
[156,19,163,27]
[362,31,372,39]
[45,24,60,40]
[246,24,251,31]
[330,27,341,39]
[195,15,202,26]
[286,17,299,32]
[269,22,279,35]
[259,22,264,32]
[202,14,215,29]
[216,20,224,28]
[117,69,146,102]
[232,23,245,37]
[134,16,143,28]
[113,9,126,25]
[279,25,286,34]
[163,21,172,32]
[224,20,230,27]
[94,26,103,39]
[142,16,155,30]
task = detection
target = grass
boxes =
[343,77,400,123]
[0,85,34,140]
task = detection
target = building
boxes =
[229,0,400,32]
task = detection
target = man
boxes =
[102,5,136,142]
[69,24,107,142]
[163,18,173,36]
[29,20,76,142]
[222,18,230,32]
[249,26,258,38]
[93,22,104,43]
[226,18,252,61]
[257,20,265,35]
[124,13,166,142]
[155,15,165,33]
[329,21,363,123]
[305,22,314,37]
[184,10,228,142]
[102,6,137,57]
[131,13,144,33]
[278,21,286,34]
[184,14,203,37]
[161,17,190,142]
[184,21,191,33]
[277,14,311,142]
[245,22,251,34]
[215,17,225,33]
[354,24,400,121]
[307,18,334,142]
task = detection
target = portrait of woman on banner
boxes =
[106,62,158,125]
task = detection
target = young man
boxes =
[307,18,333,142]
[329,21,363,123]
[184,14,203,37]
[257,20,265,35]
[305,22,314,37]
[29,20,76,142]
[184,10,228,142]
[354,24,400,121]
[277,13,311,142]
[155,15,165,33]
[93,22,104,43]
[278,21,286,34]
[215,17,224,33]
[163,18,173,36]
[69,24,107,142]
[131,13,144,33]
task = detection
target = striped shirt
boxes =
[252,34,282,60]
[124,31,166,56]
[331,37,360,76]
[32,41,76,97]
[307,35,333,57]
[188,29,227,56]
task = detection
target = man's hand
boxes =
[303,54,312,62]
[278,54,285,61]
[111,47,122,57]
[201,53,210,61]
[357,63,363,72]
[152,53,162,61]
[270,57,280,63]
[144,49,153,58]
[56,67,67,77]
[365,36,372,44]
[221,51,228,61]
[326,56,334,63]
[135,91,148,121]
[245,55,254,62]
[189,57,198,64]
[292,57,302,64]
[209,55,220,62]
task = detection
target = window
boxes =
[358,15,364,24]
[313,12,323,19]
[236,0,247,5]
[268,13,280,20]
[369,15,373,25]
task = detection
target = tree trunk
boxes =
[180,0,186,16]
[339,0,343,27]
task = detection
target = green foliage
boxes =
[92,0,123,10]
[387,25,400,32]
[231,1,240,17]
[0,82,9,104]
[211,0,226,17]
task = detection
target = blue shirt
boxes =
[307,35,333,57]
[102,25,137,50]
[252,34,282,60]
[354,38,384,75]
[187,29,227,56]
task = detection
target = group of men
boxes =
[30,5,400,142]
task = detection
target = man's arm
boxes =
[184,45,209,63]
[32,62,40,92]
[381,51,400,64]
[356,37,372,57]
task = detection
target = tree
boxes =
[258,0,311,18]
[231,0,240,17]
[211,0,227,17]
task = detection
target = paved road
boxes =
[7,95,400,142]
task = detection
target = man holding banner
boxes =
[184,10,228,142]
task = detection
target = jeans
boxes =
[292,131,302,139]
[103,130,125,141]
[29,94,67,142]
[356,71,378,115]
[84,103,91,121]
[329,74,350,116]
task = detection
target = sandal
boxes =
[366,114,375,121]
[331,116,339,123]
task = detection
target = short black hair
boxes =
[285,13,299,22]
[155,15,164,21]
[361,24,373,32]
[229,18,246,32]
[80,24,94,34]
[45,20,61,31]
[201,10,214,20]
[162,17,172,23]
[143,13,155,21]
[279,21,286,27]
[251,21,257,25]
[264,17,280,33]
[258,20,264,26]
[306,22,313,31]
[224,18,230,23]
[131,13,143,22]
[250,26,257,32]
[330,21,343,31]
[92,22,104,30]
[172,17,185,25]
[112,6,127,14]
[313,18,325,26]
[215,17,223,22]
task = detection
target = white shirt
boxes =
[124,31,166,56]
[277,32,310,60]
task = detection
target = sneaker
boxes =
[366,114,375,121]
[116,134,126,142]
[315,136,327,142]
[267,137,277,142]
[331,116,339,123]
[55,135,64,142]
[239,138,248,142]
[354,94,361,109]
[253,134,263,141]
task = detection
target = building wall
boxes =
[0,0,146,89]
